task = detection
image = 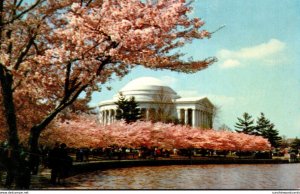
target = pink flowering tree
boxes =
[0,1,215,186]
[45,115,271,152]
[41,114,108,148]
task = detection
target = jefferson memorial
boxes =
[98,77,214,128]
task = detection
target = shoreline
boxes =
[69,157,294,177]
[2,157,297,189]
[0,157,300,190]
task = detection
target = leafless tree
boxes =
[212,104,221,128]
[218,123,232,131]
[149,87,177,123]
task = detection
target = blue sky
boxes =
[91,0,300,138]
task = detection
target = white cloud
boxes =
[220,59,241,69]
[206,94,236,106]
[218,39,286,69]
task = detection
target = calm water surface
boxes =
[63,163,300,189]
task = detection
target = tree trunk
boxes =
[29,127,40,154]
[28,126,41,175]
[0,67,19,153]
[0,66,21,188]
[28,109,62,162]
[27,84,89,162]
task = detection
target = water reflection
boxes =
[62,164,300,189]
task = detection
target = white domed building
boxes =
[98,77,214,128]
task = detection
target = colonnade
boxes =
[177,108,212,128]
[99,109,117,125]
[99,108,155,125]
[99,108,212,128]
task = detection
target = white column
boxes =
[184,109,188,125]
[108,110,112,124]
[206,112,209,128]
[194,110,197,127]
[205,112,208,128]
[209,113,212,128]
[112,109,115,123]
[199,110,201,128]
[196,110,199,127]
[114,110,117,122]
[201,110,204,128]
[146,108,150,120]
[103,111,106,125]
[99,111,102,124]
[209,113,211,128]
[101,111,104,125]
[106,110,109,124]
[177,109,181,122]
[206,112,208,128]
[203,112,206,128]
[109,110,112,123]
[192,109,196,128]
[111,109,114,123]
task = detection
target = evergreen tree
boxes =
[255,113,282,148]
[126,96,142,123]
[235,112,255,134]
[115,93,127,121]
[254,112,271,135]
[262,124,282,148]
[115,93,141,123]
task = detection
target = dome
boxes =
[114,77,180,101]
[121,77,166,91]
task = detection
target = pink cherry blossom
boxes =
[39,115,271,152]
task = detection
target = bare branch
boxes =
[14,34,37,70]
[86,0,93,7]
[32,84,88,134]
[32,40,40,54]
[96,56,110,76]
[12,70,30,92]
[64,62,72,96]
[16,0,24,8]
[4,0,45,25]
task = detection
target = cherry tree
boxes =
[41,114,107,148]
[0,0,216,187]
[43,115,271,152]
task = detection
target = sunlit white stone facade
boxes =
[98,77,214,128]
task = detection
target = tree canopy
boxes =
[42,115,271,151]
[0,0,215,145]
[0,0,216,188]
[0,0,215,146]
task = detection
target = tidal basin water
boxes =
[63,163,300,189]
